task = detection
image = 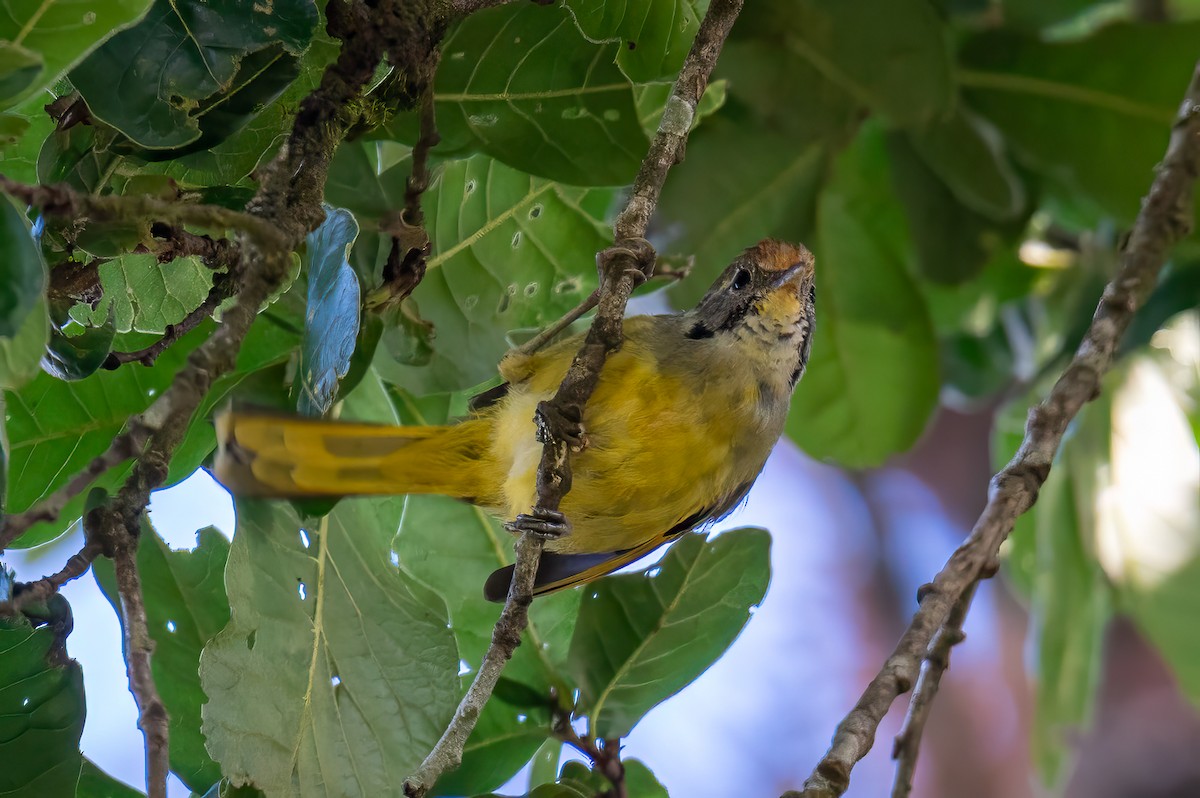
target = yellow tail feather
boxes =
[214,410,497,502]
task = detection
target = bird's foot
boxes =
[597,237,656,287]
[505,507,571,540]
[535,400,588,452]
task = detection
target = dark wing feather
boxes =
[483,479,757,602]
[468,382,510,412]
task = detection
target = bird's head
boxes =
[684,239,817,388]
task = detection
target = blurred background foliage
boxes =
[0,0,1198,796]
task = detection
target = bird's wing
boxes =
[483,480,755,602]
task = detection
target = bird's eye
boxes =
[732,269,751,290]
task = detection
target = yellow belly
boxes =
[487,337,768,555]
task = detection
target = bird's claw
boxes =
[535,401,588,452]
[505,508,571,540]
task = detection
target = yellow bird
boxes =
[213,239,816,601]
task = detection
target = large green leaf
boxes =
[960,22,1200,223]
[375,377,580,796]
[0,604,85,797]
[327,146,615,394]
[0,95,55,184]
[736,0,952,127]
[3,324,207,529]
[565,0,709,83]
[786,124,940,467]
[0,195,45,339]
[297,207,360,416]
[568,529,770,738]
[69,0,318,151]
[0,0,152,110]
[93,524,229,793]
[392,3,646,186]
[0,294,47,391]
[200,492,460,797]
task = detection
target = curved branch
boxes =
[401,1,747,794]
[789,62,1200,798]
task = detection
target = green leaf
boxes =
[737,0,953,127]
[0,610,85,797]
[1026,417,1111,787]
[565,0,708,83]
[568,529,770,738]
[147,29,339,189]
[527,737,563,789]
[297,207,360,416]
[69,0,318,151]
[328,147,614,394]
[786,124,940,467]
[960,22,1200,223]
[905,107,1026,222]
[376,378,580,796]
[200,439,460,795]
[557,759,668,798]
[0,294,47,390]
[70,255,214,334]
[92,524,229,793]
[0,95,55,184]
[884,132,995,286]
[0,196,45,339]
[76,758,145,798]
[0,0,153,111]
[394,3,647,186]
[3,323,207,546]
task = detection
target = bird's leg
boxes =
[505,507,571,539]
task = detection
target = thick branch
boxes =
[889,584,975,798]
[402,1,745,794]
[789,63,1200,798]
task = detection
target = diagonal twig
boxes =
[889,584,975,798]
[402,0,746,794]
[789,62,1200,798]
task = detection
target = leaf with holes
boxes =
[200,374,459,796]
[296,207,360,416]
[69,0,317,151]
[0,0,152,110]
[565,0,709,83]
[68,254,214,334]
[389,3,646,186]
[568,529,770,738]
[93,523,230,793]
[0,605,86,797]
[785,123,939,467]
[327,145,616,394]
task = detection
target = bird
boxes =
[213,239,816,601]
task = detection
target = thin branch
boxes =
[402,1,746,794]
[516,290,599,355]
[788,62,1200,798]
[889,584,975,798]
[110,526,169,798]
[146,222,240,268]
[553,708,627,798]
[0,177,284,249]
[0,542,104,616]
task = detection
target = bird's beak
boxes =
[770,261,807,289]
